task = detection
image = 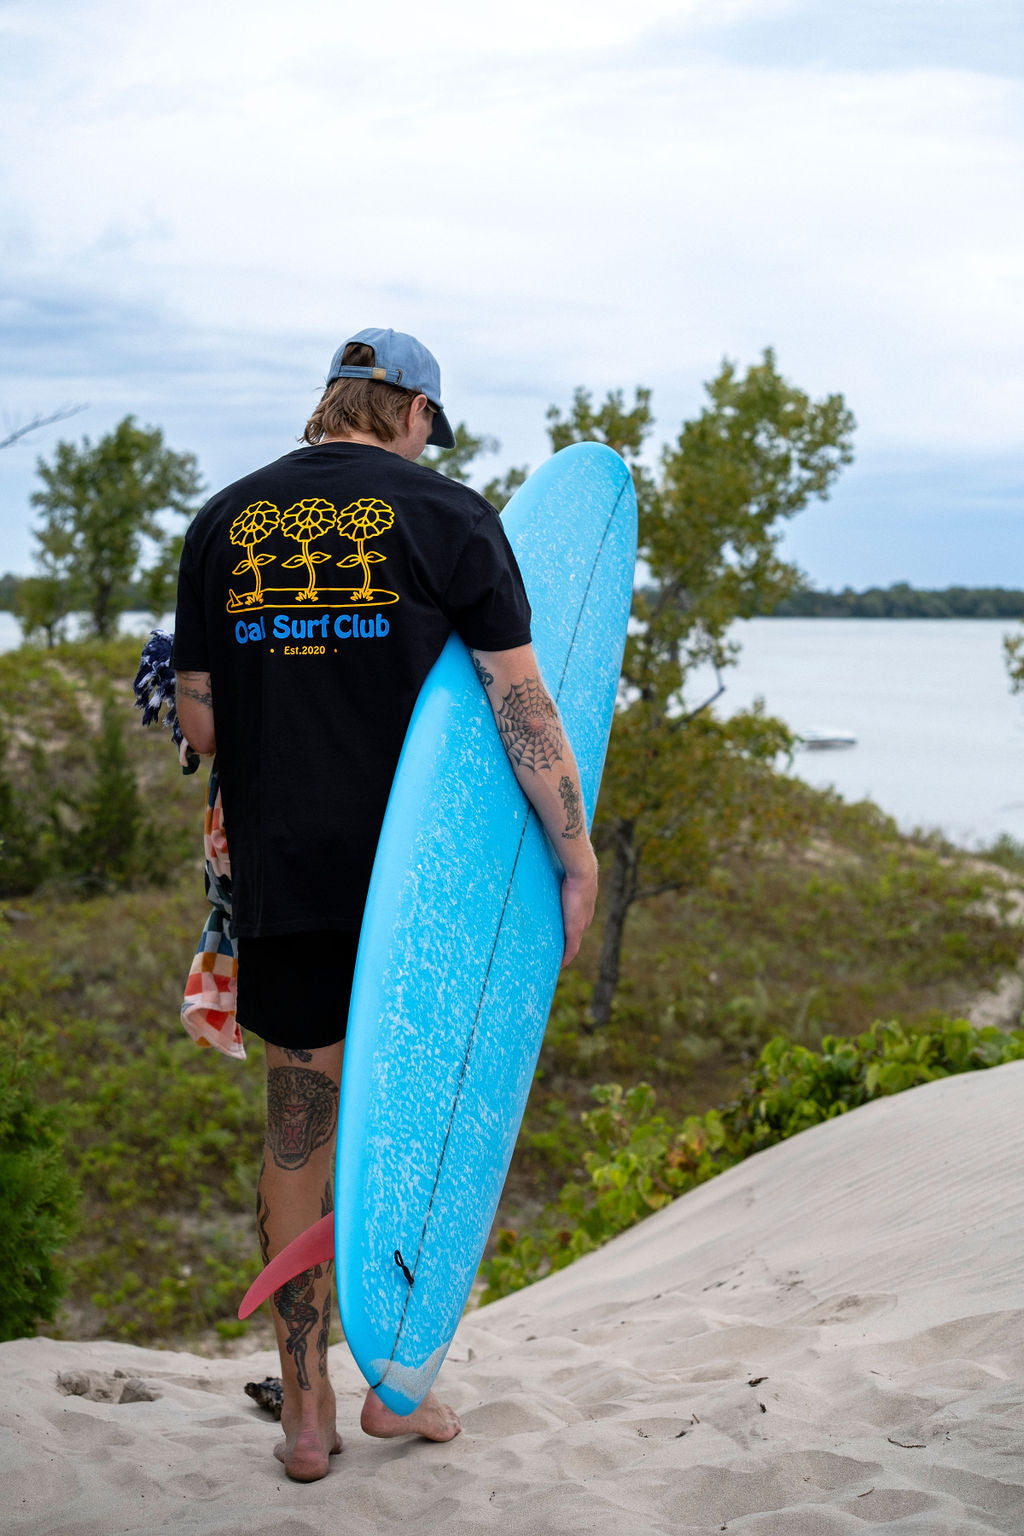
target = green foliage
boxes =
[419,422,499,483]
[419,422,529,513]
[65,691,143,888]
[481,1016,1024,1300]
[0,1019,80,1340]
[62,1031,265,1338]
[482,465,529,511]
[14,573,74,647]
[978,834,1024,877]
[774,584,1024,619]
[548,385,659,517]
[0,874,267,1342]
[0,640,193,898]
[0,725,59,895]
[28,416,202,640]
[138,530,186,621]
[0,638,1020,1342]
[546,355,856,1026]
[626,350,853,683]
[1006,627,1024,694]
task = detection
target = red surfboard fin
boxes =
[237,1213,334,1319]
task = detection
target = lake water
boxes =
[0,611,173,653]
[705,619,1024,850]
[2,613,1022,850]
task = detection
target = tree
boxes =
[0,726,57,895]
[139,531,187,622]
[482,465,529,511]
[1005,630,1024,694]
[547,352,856,1027]
[14,573,74,648]
[29,416,203,639]
[420,422,499,483]
[67,691,143,887]
[421,423,528,511]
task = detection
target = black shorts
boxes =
[236,930,359,1051]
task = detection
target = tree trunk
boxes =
[93,580,115,639]
[588,819,636,1029]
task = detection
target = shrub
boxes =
[480,1015,1024,1300]
[0,1020,79,1339]
[67,691,142,887]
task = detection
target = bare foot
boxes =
[273,1421,343,1482]
[361,1387,461,1442]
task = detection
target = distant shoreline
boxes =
[762,585,1024,619]
[3,577,1024,634]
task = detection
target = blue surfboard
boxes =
[334,441,636,1414]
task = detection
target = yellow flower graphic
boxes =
[335,498,394,601]
[231,502,279,544]
[280,498,337,602]
[335,498,394,541]
[229,501,279,605]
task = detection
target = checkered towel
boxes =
[181,763,245,1060]
[134,631,244,1060]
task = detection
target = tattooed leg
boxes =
[275,1265,322,1391]
[258,1040,343,1482]
[282,1045,314,1064]
[317,1286,332,1382]
[265,1063,338,1170]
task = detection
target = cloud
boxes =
[1,0,1021,580]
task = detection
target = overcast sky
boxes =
[2,0,1021,587]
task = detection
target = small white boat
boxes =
[798,728,858,751]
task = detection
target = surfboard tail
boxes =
[237,1213,334,1319]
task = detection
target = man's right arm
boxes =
[176,670,217,756]
[470,642,598,967]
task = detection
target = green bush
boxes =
[0,729,59,897]
[66,690,143,888]
[0,641,198,900]
[0,1021,79,1339]
[480,1016,1024,1301]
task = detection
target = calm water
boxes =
[2,614,1022,850]
[707,619,1024,849]
[0,611,172,653]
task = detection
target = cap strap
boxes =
[330,364,406,386]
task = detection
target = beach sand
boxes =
[3,1061,1024,1535]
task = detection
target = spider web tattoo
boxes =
[495,677,565,773]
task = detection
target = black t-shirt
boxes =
[172,441,532,937]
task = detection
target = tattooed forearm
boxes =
[495,676,565,773]
[274,1266,321,1391]
[176,671,213,708]
[470,651,493,688]
[265,1067,339,1170]
[559,775,584,840]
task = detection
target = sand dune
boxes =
[3,1062,1024,1534]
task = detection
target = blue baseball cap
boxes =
[326,327,456,449]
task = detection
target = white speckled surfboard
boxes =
[335,442,637,1414]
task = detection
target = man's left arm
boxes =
[176,670,216,756]
[470,642,598,967]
